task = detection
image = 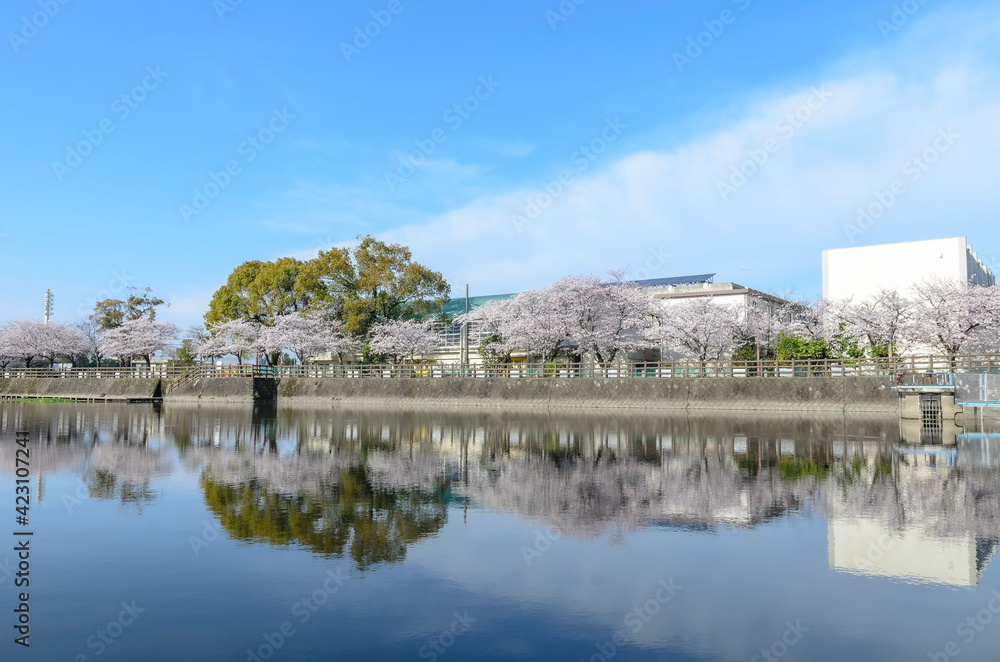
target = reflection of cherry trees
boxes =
[4,403,1000,567]
[366,450,458,492]
[458,451,824,538]
[84,444,172,511]
[830,456,1000,542]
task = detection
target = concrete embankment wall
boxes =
[276,376,897,413]
[0,377,161,401]
[161,377,277,403]
[0,375,898,412]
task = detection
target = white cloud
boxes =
[283,5,1000,300]
[381,7,1000,298]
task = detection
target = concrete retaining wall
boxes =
[0,377,161,401]
[0,375,899,411]
[162,377,277,403]
[276,376,897,413]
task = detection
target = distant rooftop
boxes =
[436,293,516,319]
[632,274,716,288]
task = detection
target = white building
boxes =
[422,275,790,365]
[822,236,995,302]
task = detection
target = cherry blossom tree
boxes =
[456,297,519,366]
[99,317,180,367]
[196,319,260,364]
[460,273,659,366]
[779,299,834,342]
[38,323,89,367]
[656,296,741,366]
[0,320,46,367]
[907,278,1000,361]
[369,320,440,364]
[838,289,915,357]
[502,287,575,362]
[261,312,361,364]
[76,319,106,366]
[559,272,658,367]
[0,320,88,367]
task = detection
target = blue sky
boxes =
[1,0,998,329]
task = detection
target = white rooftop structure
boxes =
[822,236,995,302]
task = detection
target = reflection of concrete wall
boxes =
[899,419,963,446]
[829,519,977,587]
[275,376,896,413]
[957,436,1000,469]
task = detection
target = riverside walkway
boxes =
[3,354,1000,381]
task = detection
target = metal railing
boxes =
[954,374,1000,406]
[1,365,185,379]
[3,354,1000,381]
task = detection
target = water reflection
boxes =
[200,467,448,569]
[2,403,999,588]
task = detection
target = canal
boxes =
[1,403,998,661]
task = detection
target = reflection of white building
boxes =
[822,236,995,302]
[828,519,990,587]
[827,446,1000,588]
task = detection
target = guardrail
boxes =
[3,355,1000,380]
[954,374,1000,406]
[1,366,183,379]
[244,355,1000,379]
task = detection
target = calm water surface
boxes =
[1,404,999,661]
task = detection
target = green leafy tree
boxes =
[176,339,198,365]
[306,235,450,337]
[774,333,830,360]
[206,258,318,327]
[91,287,165,330]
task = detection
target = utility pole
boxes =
[460,284,470,367]
[44,289,54,324]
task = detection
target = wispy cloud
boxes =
[383,6,1000,297]
[280,5,1000,300]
